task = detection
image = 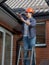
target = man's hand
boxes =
[17,13,22,19]
[20,16,25,21]
[17,13,31,25]
[17,13,25,21]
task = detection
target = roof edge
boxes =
[0,3,49,22]
[0,3,22,24]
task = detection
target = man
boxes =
[18,8,36,65]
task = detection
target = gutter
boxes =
[0,3,22,24]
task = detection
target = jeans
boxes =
[23,36,36,65]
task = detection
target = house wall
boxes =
[0,20,49,65]
[12,34,22,65]
[36,20,49,65]
[0,20,21,65]
[0,20,14,33]
[17,20,49,65]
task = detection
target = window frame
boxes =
[0,26,13,65]
[36,21,46,47]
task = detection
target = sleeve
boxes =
[29,18,36,27]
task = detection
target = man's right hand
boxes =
[17,13,25,21]
[17,13,22,18]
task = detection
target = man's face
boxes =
[25,12,32,18]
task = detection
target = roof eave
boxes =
[0,3,49,22]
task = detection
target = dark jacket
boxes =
[22,16,36,38]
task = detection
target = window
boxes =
[36,21,46,46]
[0,32,3,65]
[0,27,13,65]
[4,33,11,65]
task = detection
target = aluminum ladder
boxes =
[17,45,36,65]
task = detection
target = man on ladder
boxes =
[18,8,36,65]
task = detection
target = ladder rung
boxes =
[22,49,32,51]
[19,58,30,60]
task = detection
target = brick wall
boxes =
[0,20,49,65]
[17,20,49,65]
[12,34,22,65]
[36,20,49,65]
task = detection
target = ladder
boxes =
[17,45,36,65]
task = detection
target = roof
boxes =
[5,0,49,13]
[0,0,49,34]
